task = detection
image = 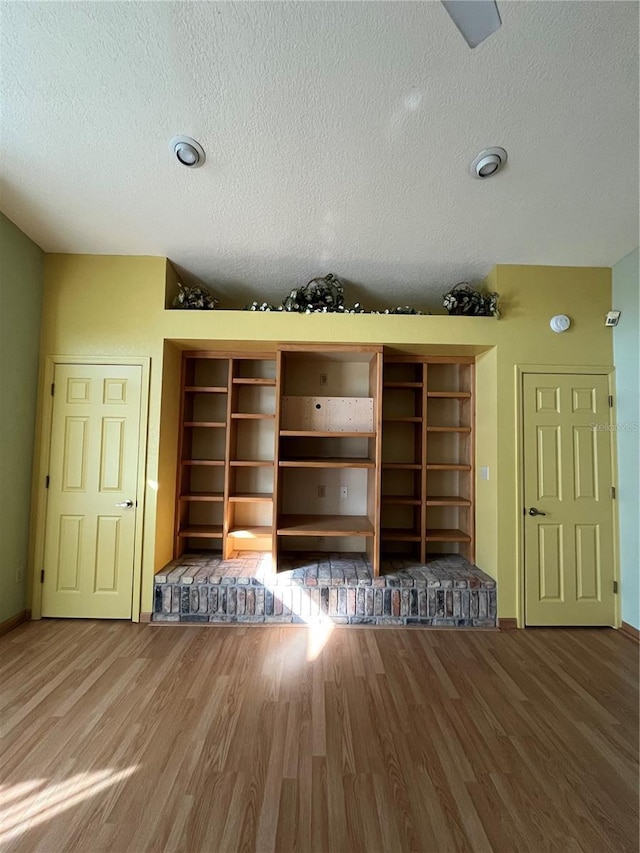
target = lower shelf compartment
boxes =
[277,514,374,537]
[279,457,375,469]
[426,528,471,542]
[229,493,273,502]
[178,525,223,539]
[426,496,472,506]
[228,526,272,537]
[180,492,224,502]
[380,529,421,542]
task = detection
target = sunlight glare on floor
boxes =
[0,766,138,846]
[306,618,335,661]
[262,570,335,661]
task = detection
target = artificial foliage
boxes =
[172,282,219,310]
[442,282,500,317]
[244,273,424,315]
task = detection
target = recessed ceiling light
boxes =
[470,147,507,179]
[170,135,206,168]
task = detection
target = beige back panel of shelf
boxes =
[281,396,374,431]
[282,358,373,397]
[281,468,368,516]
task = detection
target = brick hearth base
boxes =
[153,552,497,627]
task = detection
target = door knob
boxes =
[528,507,546,516]
[115,499,134,508]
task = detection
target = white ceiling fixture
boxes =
[170,136,206,169]
[470,147,507,179]
[441,1,502,49]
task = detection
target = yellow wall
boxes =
[33,256,613,621]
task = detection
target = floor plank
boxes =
[0,621,637,852]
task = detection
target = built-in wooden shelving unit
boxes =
[174,347,474,574]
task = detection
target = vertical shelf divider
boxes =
[366,350,383,576]
[174,354,189,558]
[222,358,236,559]
[420,362,428,564]
[272,350,284,570]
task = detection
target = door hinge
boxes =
[40,569,45,584]
[51,383,55,396]
[611,486,616,499]
[45,475,50,489]
[608,395,613,408]
[613,580,618,594]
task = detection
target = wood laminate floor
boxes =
[0,620,638,853]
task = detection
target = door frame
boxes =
[30,356,150,621]
[515,364,619,628]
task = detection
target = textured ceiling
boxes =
[1,1,638,309]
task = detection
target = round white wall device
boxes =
[550,314,571,333]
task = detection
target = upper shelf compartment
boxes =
[183,354,229,392]
[280,396,374,433]
[280,346,381,395]
[279,345,381,433]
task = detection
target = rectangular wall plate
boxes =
[605,310,621,326]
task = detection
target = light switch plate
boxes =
[480,466,490,481]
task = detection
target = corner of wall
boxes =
[0,214,44,625]
[165,259,180,309]
[612,248,640,630]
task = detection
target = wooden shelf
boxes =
[427,391,471,399]
[426,426,471,433]
[277,515,374,537]
[180,492,224,502]
[230,460,273,467]
[383,417,422,423]
[231,413,275,420]
[279,457,375,469]
[426,463,472,471]
[178,525,223,539]
[382,497,421,506]
[280,429,375,437]
[426,496,472,507]
[229,493,273,502]
[425,528,471,542]
[181,459,225,467]
[382,462,422,470]
[184,386,227,394]
[383,382,422,389]
[183,421,226,428]
[228,526,272,537]
[233,378,276,386]
[380,529,421,542]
